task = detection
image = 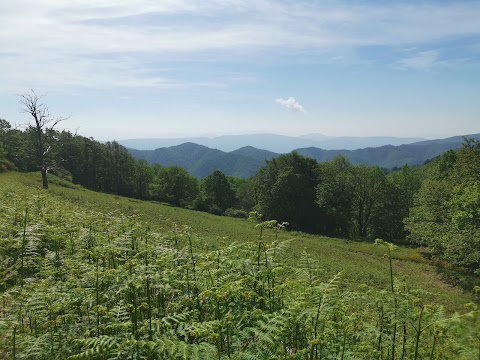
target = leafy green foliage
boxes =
[255,152,320,232]
[150,165,198,207]
[228,176,256,211]
[1,173,478,359]
[406,139,480,274]
[0,118,7,159]
[197,170,236,213]
[316,156,355,237]
[2,110,480,280]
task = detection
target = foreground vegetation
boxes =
[1,173,479,359]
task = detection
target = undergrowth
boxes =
[0,174,479,359]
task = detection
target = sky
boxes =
[1,0,480,141]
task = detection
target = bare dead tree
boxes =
[18,89,68,189]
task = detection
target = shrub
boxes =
[224,208,248,218]
[0,159,17,173]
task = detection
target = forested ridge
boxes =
[127,134,480,178]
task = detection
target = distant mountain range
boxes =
[127,133,480,178]
[119,133,426,153]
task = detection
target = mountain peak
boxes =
[128,133,480,178]
[119,133,426,153]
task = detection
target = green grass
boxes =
[1,171,474,312]
[1,171,479,359]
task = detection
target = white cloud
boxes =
[275,97,307,114]
[397,50,440,71]
[1,1,480,90]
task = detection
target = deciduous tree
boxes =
[316,156,354,237]
[18,90,67,188]
[0,119,8,159]
[350,165,386,238]
[255,151,320,232]
[198,170,235,213]
[406,139,480,273]
[151,166,198,207]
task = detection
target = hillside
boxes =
[129,143,269,178]
[2,172,479,359]
[0,172,472,308]
[0,171,478,359]
[295,140,478,168]
[128,133,480,177]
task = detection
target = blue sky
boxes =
[1,0,479,140]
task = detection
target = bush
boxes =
[0,159,17,173]
[225,208,248,218]
[207,204,224,216]
[52,167,73,182]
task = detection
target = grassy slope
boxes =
[1,171,473,312]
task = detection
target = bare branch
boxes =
[17,89,68,189]
[17,89,69,130]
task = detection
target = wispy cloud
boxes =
[1,1,480,90]
[275,97,307,114]
[397,50,441,71]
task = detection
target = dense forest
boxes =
[1,115,479,277]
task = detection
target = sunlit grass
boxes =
[2,172,472,313]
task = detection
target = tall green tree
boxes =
[198,170,235,213]
[316,156,354,237]
[104,141,136,196]
[151,166,198,207]
[0,119,32,171]
[0,119,16,172]
[0,119,8,159]
[371,164,424,241]
[350,165,387,238]
[406,139,480,274]
[255,152,320,232]
[56,131,86,181]
[81,137,108,191]
[134,159,154,200]
[369,180,404,240]
[228,176,255,211]
[389,164,423,219]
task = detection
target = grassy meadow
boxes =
[18,172,472,310]
[1,171,478,359]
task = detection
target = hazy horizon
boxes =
[112,132,432,143]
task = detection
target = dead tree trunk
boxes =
[18,90,67,189]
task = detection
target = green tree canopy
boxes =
[0,119,32,171]
[254,151,320,232]
[134,159,154,200]
[150,165,198,207]
[198,170,235,213]
[372,165,424,241]
[316,156,354,237]
[228,176,255,211]
[350,165,387,238]
[406,139,480,274]
[0,118,8,159]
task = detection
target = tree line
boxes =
[1,116,479,275]
[0,116,248,212]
